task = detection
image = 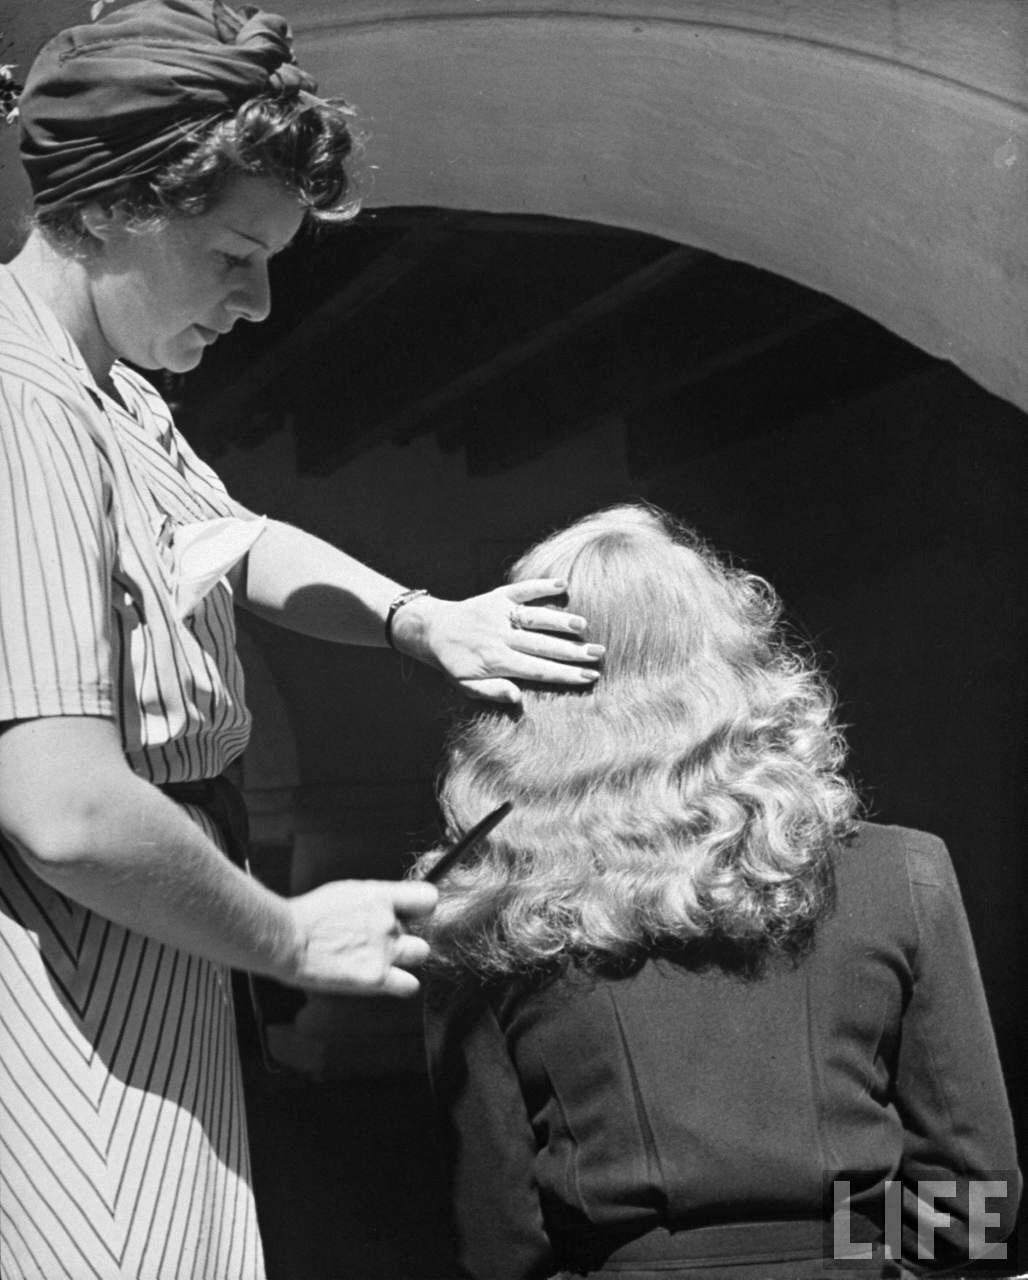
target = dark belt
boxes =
[158,773,285,1073]
[158,775,250,869]
[560,1215,885,1273]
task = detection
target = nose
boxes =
[230,260,272,324]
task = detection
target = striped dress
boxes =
[0,265,266,1280]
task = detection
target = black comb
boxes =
[424,801,512,884]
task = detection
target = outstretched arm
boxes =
[0,716,436,996]
[233,516,603,702]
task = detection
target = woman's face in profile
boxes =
[87,172,304,375]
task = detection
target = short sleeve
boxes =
[0,377,116,721]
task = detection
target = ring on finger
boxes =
[510,605,527,631]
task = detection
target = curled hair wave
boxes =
[37,89,361,246]
[413,504,859,979]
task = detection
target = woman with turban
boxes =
[0,3,602,1276]
[414,504,1020,1280]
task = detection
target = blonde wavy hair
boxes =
[413,504,858,978]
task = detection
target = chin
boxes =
[163,348,206,374]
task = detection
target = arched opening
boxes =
[288,1,1028,414]
[3,2,1025,410]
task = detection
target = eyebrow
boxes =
[225,226,272,251]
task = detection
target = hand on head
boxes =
[388,579,605,704]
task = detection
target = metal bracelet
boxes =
[384,587,430,650]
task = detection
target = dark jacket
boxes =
[424,825,1020,1279]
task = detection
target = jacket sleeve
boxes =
[893,831,1021,1271]
[423,979,556,1280]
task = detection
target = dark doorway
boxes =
[180,212,1026,1279]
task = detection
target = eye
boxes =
[221,252,250,270]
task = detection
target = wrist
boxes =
[387,590,445,665]
[262,896,307,985]
[384,587,431,651]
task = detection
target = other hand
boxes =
[389,579,604,703]
[282,878,438,996]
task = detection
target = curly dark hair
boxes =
[37,89,361,246]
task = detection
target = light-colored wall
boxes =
[286,1,1028,411]
[3,3,1026,408]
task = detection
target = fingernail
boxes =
[552,579,568,591]
[580,669,600,682]
[568,616,586,633]
[585,644,605,658]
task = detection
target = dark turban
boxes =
[19,0,317,212]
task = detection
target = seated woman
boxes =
[413,504,1020,1280]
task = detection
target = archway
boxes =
[3,3,1025,412]
[286,0,1028,413]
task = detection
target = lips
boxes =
[193,324,224,344]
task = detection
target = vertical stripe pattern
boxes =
[1,267,265,1278]
[0,266,253,782]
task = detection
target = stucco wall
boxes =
[3,2,1026,408]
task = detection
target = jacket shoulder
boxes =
[841,821,955,891]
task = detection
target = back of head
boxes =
[512,503,769,694]
[416,504,857,979]
[17,0,360,245]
